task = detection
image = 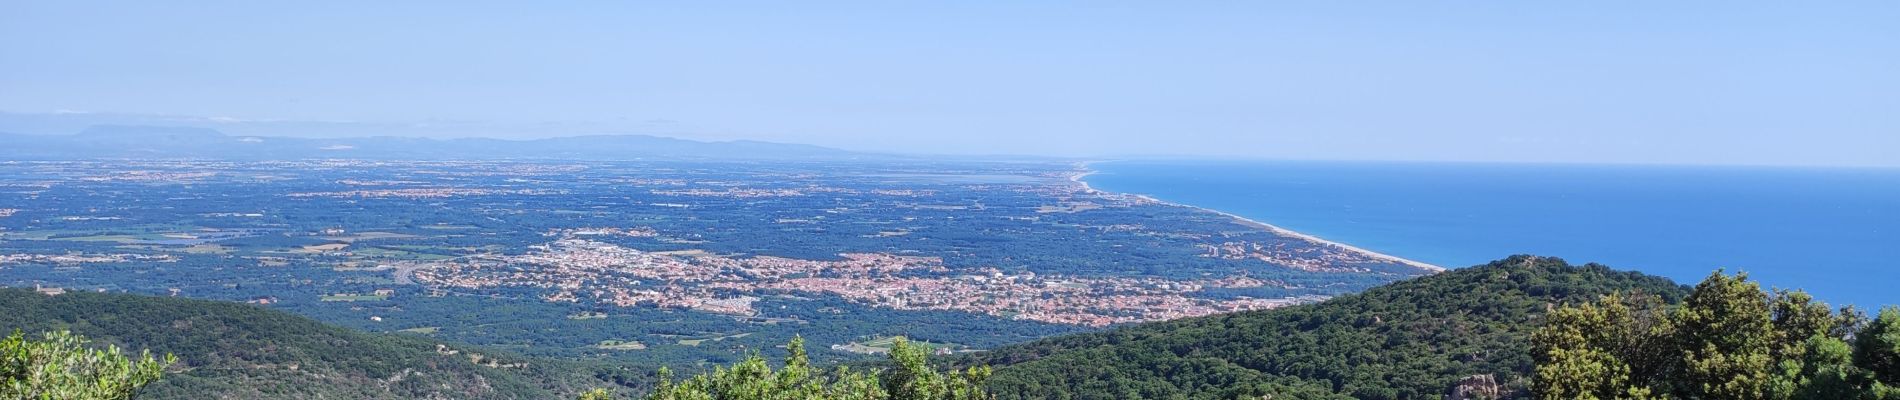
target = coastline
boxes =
[1068,162,1446,273]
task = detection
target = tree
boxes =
[1535,271,1900,400]
[1673,271,1776,400]
[1785,335,1860,400]
[883,338,992,400]
[1,330,175,400]
[1836,306,1871,339]
[1857,307,1900,387]
[578,388,615,400]
[1772,290,1841,352]
[1767,290,1846,399]
[1532,292,1670,399]
[644,336,991,400]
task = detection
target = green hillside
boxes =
[967,255,1689,399]
[0,288,643,399]
[14,255,1879,399]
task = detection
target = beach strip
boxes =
[1069,163,1445,273]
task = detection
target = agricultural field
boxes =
[832,336,964,355]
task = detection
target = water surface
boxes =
[1086,160,1900,307]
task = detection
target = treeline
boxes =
[630,337,992,400]
[1535,271,1900,399]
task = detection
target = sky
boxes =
[2,1,1896,166]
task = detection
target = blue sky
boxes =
[2,1,1895,166]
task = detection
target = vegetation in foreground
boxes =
[3,331,172,400]
[2,330,173,400]
[636,336,991,400]
[1535,271,1900,399]
[0,288,640,399]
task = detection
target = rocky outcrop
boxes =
[1448,374,1502,400]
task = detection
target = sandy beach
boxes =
[1068,162,1445,273]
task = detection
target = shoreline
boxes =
[1068,162,1445,273]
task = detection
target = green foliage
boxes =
[1786,335,1859,400]
[1674,271,1777,399]
[970,255,1689,399]
[1,330,174,400]
[1535,272,1900,400]
[883,337,992,400]
[1531,293,1670,399]
[1859,307,1900,387]
[0,288,639,399]
[1772,291,1840,353]
[644,336,992,400]
[579,388,616,400]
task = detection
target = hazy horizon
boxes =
[4,1,1896,167]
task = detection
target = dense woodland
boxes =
[1534,272,1900,399]
[960,255,1691,399]
[964,256,1900,400]
[0,288,643,399]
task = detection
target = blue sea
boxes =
[1085,160,1900,307]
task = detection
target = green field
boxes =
[320,294,390,302]
[350,246,454,260]
[677,332,750,346]
[593,340,647,350]
[834,336,961,354]
[418,224,479,230]
[567,311,608,320]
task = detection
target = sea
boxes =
[1084,160,1900,308]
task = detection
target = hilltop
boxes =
[968,255,1690,399]
[0,288,642,399]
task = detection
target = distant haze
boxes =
[2,1,1896,167]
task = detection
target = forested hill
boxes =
[966,255,1690,400]
[0,288,641,399]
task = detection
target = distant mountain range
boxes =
[0,125,866,160]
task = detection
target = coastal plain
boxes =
[0,160,1435,367]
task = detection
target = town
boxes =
[410,234,1317,327]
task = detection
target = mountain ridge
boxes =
[0,124,868,161]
